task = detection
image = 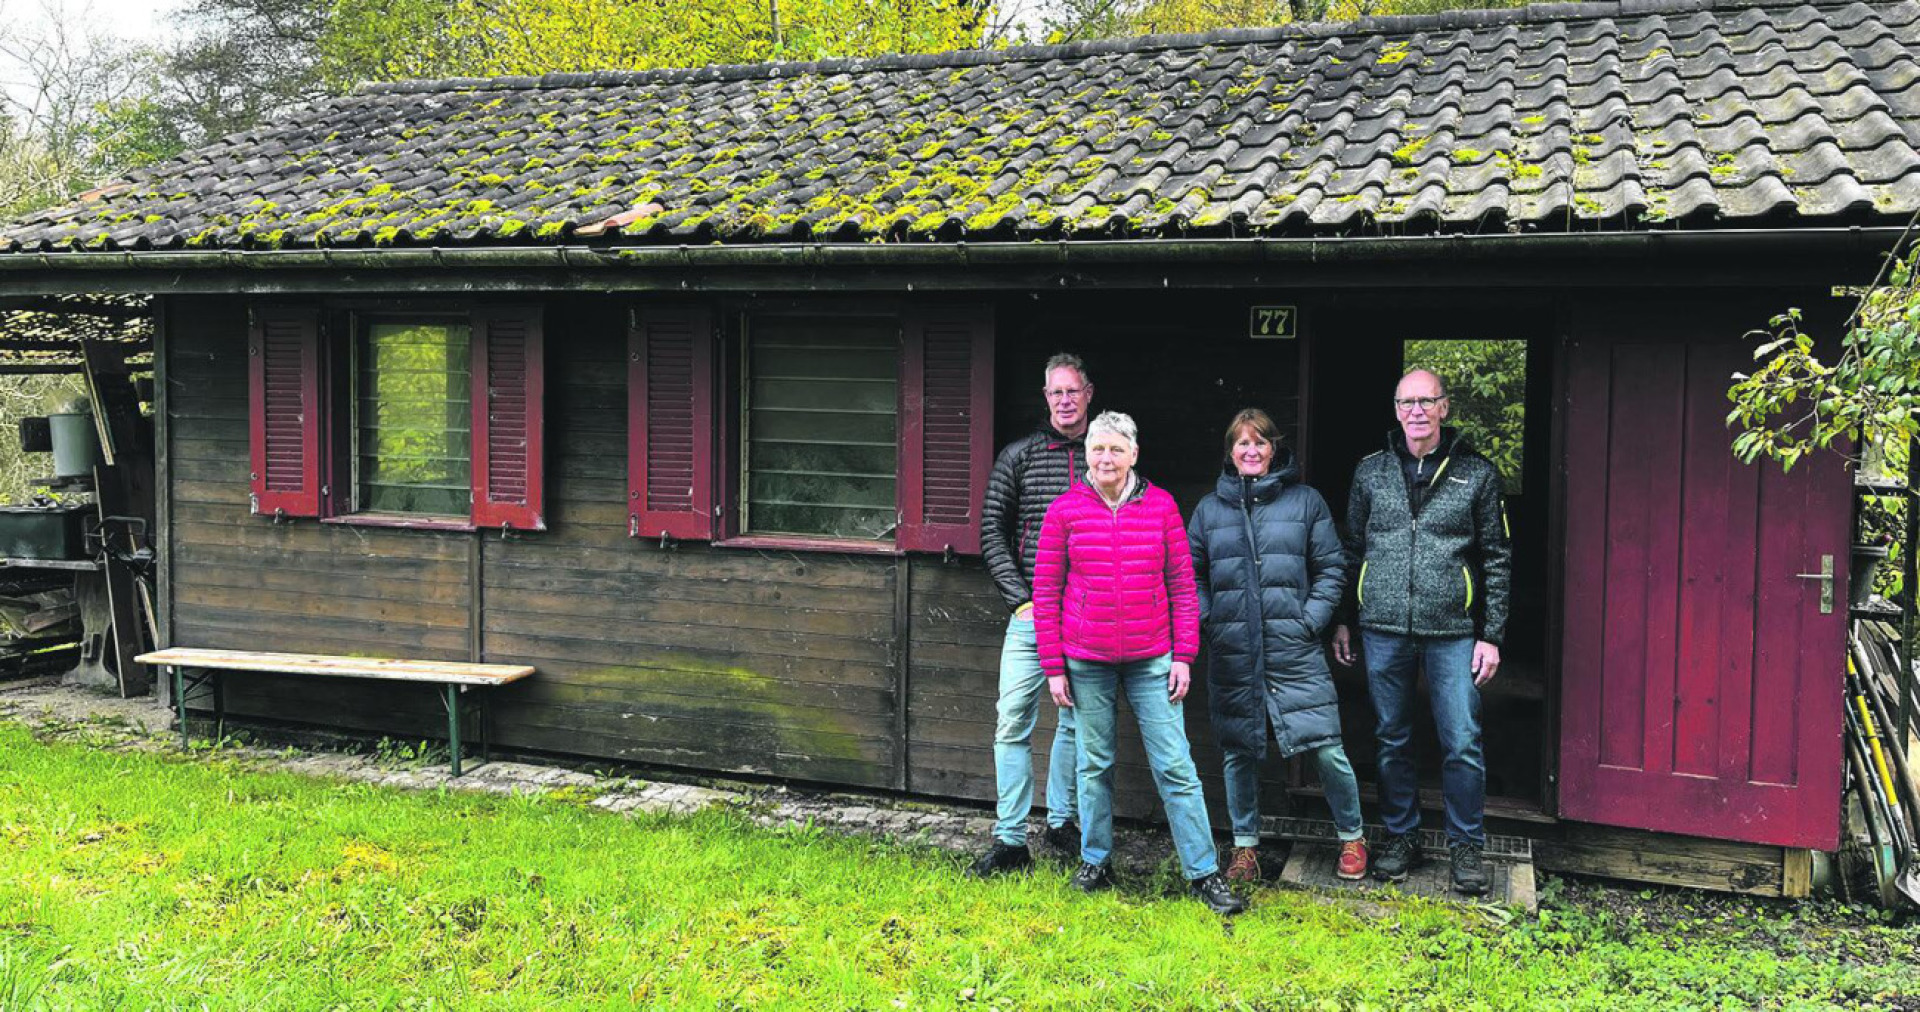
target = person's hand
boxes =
[1472,641,1501,687]
[1014,601,1034,619]
[1048,673,1074,707]
[1168,661,1191,702]
[1332,625,1355,667]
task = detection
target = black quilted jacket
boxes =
[1188,451,1347,759]
[980,425,1087,611]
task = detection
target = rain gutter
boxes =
[0,226,1903,289]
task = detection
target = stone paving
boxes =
[0,678,1197,882]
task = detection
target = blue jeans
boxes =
[1223,743,1364,848]
[992,614,1077,845]
[1069,653,1220,880]
[1361,631,1485,845]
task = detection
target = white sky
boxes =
[4,0,182,44]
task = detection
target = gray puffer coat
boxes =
[1186,449,1347,759]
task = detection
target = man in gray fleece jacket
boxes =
[1332,368,1511,896]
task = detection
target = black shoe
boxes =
[1449,842,1490,896]
[1070,862,1113,893]
[1189,873,1248,916]
[1042,821,1080,854]
[1372,832,1425,882]
[967,842,1033,879]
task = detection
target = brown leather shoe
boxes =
[1336,839,1369,881]
[1225,846,1261,883]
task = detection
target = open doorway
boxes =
[1303,297,1556,821]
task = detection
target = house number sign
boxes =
[1249,306,1299,339]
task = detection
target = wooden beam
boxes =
[0,363,82,374]
[0,296,151,318]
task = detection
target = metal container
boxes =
[47,412,100,480]
[0,503,91,560]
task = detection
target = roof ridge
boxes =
[352,0,1877,96]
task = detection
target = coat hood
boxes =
[1213,445,1301,506]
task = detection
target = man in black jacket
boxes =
[1332,369,1512,896]
[968,352,1092,877]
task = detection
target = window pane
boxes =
[357,321,471,516]
[745,321,897,540]
[1401,339,1526,495]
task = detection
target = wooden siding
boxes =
[164,291,1313,829]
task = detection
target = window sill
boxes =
[321,513,477,533]
[713,534,900,556]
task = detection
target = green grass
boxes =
[0,724,1913,1011]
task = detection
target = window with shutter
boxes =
[472,306,545,531]
[247,305,326,517]
[245,301,547,531]
[629,305,714,540]
[897,307,994,554]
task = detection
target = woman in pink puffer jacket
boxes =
[1032,410,1242,916]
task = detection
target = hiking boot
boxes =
[967,841,1033,879]
[1042,821,1080,855]
[1372,832,1424,882]
[1225,846,1262,883]
[1189,873,1248,916]
[1336,839,1369,881]
[1449,842,1490,896]
[1070,862,1114,893]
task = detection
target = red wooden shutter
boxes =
[471,306,546,531]
[898,306,994,554]
[247,305,325,517]
[629,305,714,540]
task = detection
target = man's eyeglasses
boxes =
[1394,395,1447,413]
[1045,387,1088,401]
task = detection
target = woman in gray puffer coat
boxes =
[1188,408,1367,883]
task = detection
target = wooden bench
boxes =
[135,648,534,776]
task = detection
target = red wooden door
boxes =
[1558,337,1848,850]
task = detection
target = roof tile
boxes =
[12,0,1920,252]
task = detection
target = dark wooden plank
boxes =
[175,617,471,658]
[175,584,471,630]
[483,562,894,615]
[519,665,894,716]
[174,542,467,584]
[173,561,471,607]
[484,540,895,589]
[483,630,895,689]
[173,516,474,561]
[1533,839,1784,896]
[487,587,893,639]
[483,610,889,665]
[495,692,897,749]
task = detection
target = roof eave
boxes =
[0,226,1903,295]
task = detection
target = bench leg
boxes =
[174,665,187,749]
[214,672,225,743]
[481,692,491,765]
[446,684,463,778]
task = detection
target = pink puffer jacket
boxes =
[1032,477,1201,677]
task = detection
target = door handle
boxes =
[1793,554,1834,614]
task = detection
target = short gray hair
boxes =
[1087,410,1137,447]
[1043,352,1090,387]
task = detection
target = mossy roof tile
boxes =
[10,0,1920,251]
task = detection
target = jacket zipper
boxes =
[1240,478,1265,660]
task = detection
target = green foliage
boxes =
[0,723,1916,1008]
[320,0,995,85]
[1729,244,1920,474]
[1404,339,1528,493]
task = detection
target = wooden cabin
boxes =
[2,0,1913,895]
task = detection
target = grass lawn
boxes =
[0,723,1914,1011]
